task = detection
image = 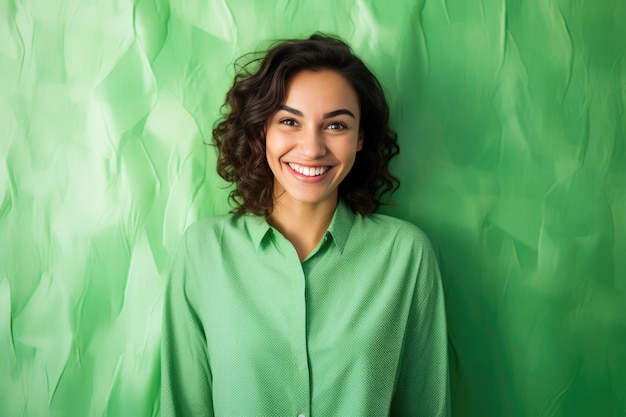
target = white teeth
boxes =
[288,163,329,177]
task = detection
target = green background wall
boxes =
[1,0,624,416]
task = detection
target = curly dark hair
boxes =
[212,33,399,217]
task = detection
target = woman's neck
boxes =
[268,196,338,261]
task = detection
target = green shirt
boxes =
[161,200,450,416]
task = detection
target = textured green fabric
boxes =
[1,0,625,416]
[162,200,450,416]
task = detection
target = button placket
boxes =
[288,247,311,417]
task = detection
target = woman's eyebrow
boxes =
[323,109,355,119]
[278,105,355,119]
[279,105,304,117]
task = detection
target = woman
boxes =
[162,34,450,416]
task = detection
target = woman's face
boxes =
[265,69,363,210]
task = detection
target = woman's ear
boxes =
[357,130,364,151]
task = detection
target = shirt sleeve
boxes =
[161,229,214,417]
[390,237,451,416]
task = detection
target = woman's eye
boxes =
[327,122,347,130]
[280,119,298,126]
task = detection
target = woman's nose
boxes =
[297,128,326,158]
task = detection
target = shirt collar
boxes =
[325,199,355,253]
[247,215,273,249]
[246,199,356,252]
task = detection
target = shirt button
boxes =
[297,414,305,417]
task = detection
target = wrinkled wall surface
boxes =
[1,0,624,416]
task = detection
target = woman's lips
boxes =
[288,162,330,177]
[285,162,333,182]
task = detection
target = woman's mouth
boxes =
[288,162,330,177]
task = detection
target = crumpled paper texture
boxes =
[1,0,624,416]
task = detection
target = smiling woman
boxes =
[265,70,364,256]
[161,34,451,417]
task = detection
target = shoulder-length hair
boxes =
[212,33,399,217]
